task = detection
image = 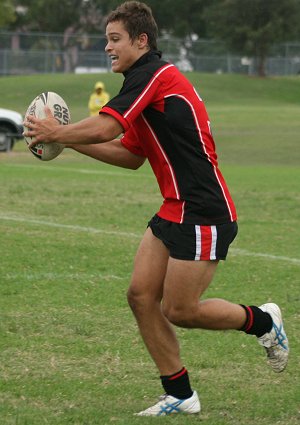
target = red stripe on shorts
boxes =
[200,225,212,260]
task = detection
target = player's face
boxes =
[105,21,147,73]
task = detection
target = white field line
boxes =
[0,214,140,239]
[1,162,152,178]
[3,271,127,281]
[1,213,300,266]
[230,248,300,265]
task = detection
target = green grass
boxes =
[0,72,300,425]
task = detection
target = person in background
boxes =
[88,81,110,116]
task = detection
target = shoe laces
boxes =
[273,323,288,350]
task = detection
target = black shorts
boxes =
[148,215,238,261]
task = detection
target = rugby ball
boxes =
[24,92,71,161]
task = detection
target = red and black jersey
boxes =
[101,51,237,225]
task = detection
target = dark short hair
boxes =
[106,1,158,50]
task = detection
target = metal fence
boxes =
[1,31,300,76]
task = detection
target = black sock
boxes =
[239,305,273,337]
[160,367,193,400]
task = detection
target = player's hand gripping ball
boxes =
[24,92,70,161]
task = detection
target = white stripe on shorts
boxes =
[194,225,217,260]
[195,225,201,260]
[210,225,217,260]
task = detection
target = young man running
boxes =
[24,1,289,417]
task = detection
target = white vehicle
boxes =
[0,108,24,152]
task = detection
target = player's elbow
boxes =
[128,156,146,170]
[95,114,123,143]
[93,125,118,143]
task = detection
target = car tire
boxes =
[0,123,15,152]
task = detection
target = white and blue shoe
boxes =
[135,391,200,416]
[258,303,289,373]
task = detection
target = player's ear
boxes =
[137,33,149,49]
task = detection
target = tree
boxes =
[0,0,16,28]
[7,0,110,71]
[204,0,300,76]
[145,0,208,39]
[83,0,209,39]
[10,0,98,33]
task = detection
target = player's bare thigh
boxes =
[162,258,219,323]
[128,227,170,304]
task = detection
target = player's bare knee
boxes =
[127,285,141,311]
[127,284,152,314]
[162,303,188,327]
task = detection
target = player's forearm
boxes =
[50,120,100,145]
[69,140,146,170]
[25,111,124,147]
[52,115,122,145]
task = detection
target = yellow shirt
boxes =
[88,91,110,116]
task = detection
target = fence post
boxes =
[227,54,232,73]
[3,49,8,76]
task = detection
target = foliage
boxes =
[9,0,107,33]
[0,0,16,27]
[204,0,300,76]
[144,0,208,38]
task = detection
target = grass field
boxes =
[0,72,299,425]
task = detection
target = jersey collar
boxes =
[123,50,162,77]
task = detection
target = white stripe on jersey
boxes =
[212,167,235,222]
[180,201,185,224]
[141,114,181,200]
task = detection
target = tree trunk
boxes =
[257,54,266,77]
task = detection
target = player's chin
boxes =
[111,63,124,73]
